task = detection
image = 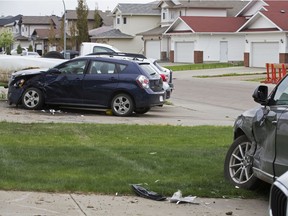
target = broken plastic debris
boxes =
[48,109,62,115]
[169,190,198,204]
[131,184,166,201]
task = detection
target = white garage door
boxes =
[146,40,161,60]
[251,42,279,68]
[175,42,194,63]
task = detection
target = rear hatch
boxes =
[138,63,163,92]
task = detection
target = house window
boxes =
[117,18,120,24]
[179,11,182,16]
[123,17,127,24]
[162,12,166,20]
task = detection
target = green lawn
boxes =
[164,62,243,71]
[0,122,269,199]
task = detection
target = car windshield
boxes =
[273,76,288,105]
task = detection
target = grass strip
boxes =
[164,63,243,71]
[0,122,269,199]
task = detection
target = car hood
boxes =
[12,68,49,77]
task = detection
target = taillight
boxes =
[160,74,167,82]
[136,75,150,89]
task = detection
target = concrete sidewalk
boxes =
[0,190,268,216]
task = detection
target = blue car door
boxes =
[44,59,88,104]
[82,60,119,107]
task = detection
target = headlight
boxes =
[13,79,25,88]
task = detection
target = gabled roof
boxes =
[31,28,62,39]
[112,3,160,16]
[237,0,288,32]
[89,26,114,36]
[20,16,53,25]
[165,16,247,34]
[138,26,169,36]
[156,0,249,17]
[90,29,133,39]
[65,10,113,26]
[0,15,22,26]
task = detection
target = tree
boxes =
[0,31,14,53]
[69,22,77,49]
[76,0,89,45]
[17,44,22,54]
[93,9,102,29]
[28,44,33,52]
[48,19,56,48]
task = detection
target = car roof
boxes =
[73,55,150,66]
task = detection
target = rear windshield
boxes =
[139,63,159,77]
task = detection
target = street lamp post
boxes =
[62,0,66,58]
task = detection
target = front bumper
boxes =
[7,85,24,105]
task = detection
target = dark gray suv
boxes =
[224,75,288,189]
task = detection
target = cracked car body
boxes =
[7,56,166,116]
[225,75,288,189]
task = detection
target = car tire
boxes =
[134,107,150,114]
[111,93,134,116]
[22,87,44,110]
[224,135,259,189]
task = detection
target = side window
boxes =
[88,61,117,74]
[93,46,115,53]
[123,17,127,24]
[119,64,127,72]
[56,60,87,75]
[273,78,288,105]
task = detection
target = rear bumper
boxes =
[134,90,166,108]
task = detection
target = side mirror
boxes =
[47,68,61,74]
[253,85,268,105]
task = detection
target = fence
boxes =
[262,63,288,84]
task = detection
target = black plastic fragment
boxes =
[131,184,166,201]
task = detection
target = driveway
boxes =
[0,66,270,215]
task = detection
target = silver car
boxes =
[224,75,288,189]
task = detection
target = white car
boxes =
[22,52,41,58]
[269,171,288,215]
[11,47,28,55]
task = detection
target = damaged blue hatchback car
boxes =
[224,75,288,189]
[7,56,165,116]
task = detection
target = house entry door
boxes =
[220,41,228,63]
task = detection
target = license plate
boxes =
[159,96,164,102]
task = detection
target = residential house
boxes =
[0,15,22,35]
[0,15,22,52]
[65,10,112,50]
[237,1,288,67]
[148,0,288,67]
[140,0,249,62]
[89,2,161,54]
[0,9,112,55]
[15,15,60,54]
